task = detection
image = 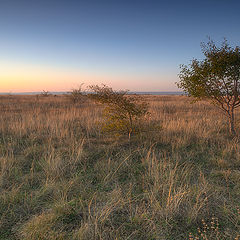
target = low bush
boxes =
[88,84,149,139]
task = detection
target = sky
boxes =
[0,0,240,93]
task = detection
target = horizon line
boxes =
[0,91,184,95]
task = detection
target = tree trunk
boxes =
[228,108,236,136]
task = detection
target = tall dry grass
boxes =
[0,94,239,239]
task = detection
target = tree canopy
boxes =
[177,38,240,135]
[88,84,149,139]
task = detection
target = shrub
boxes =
[68,85,86,104]
[88,84,149,139]
[41,90,51,97]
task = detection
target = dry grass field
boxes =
[0,94,239,239]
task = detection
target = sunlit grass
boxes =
[0,95,239,239]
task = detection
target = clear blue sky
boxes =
[0,0,240,92]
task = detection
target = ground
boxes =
[0,94,239,239]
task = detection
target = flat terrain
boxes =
[0,95,239,239]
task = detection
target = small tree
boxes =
[177,38,240,135]
[88,84,149,139]
[68,84,86,104]
[41,90,51,97]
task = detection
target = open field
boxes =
[0,95,239,239]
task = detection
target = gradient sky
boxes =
[0,0,240,92]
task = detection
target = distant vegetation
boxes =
[68,84,87,104]
[0,94,239,239]
[41,90,51,97]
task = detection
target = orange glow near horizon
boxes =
[0,61,178,93]
[0,61,89,92]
